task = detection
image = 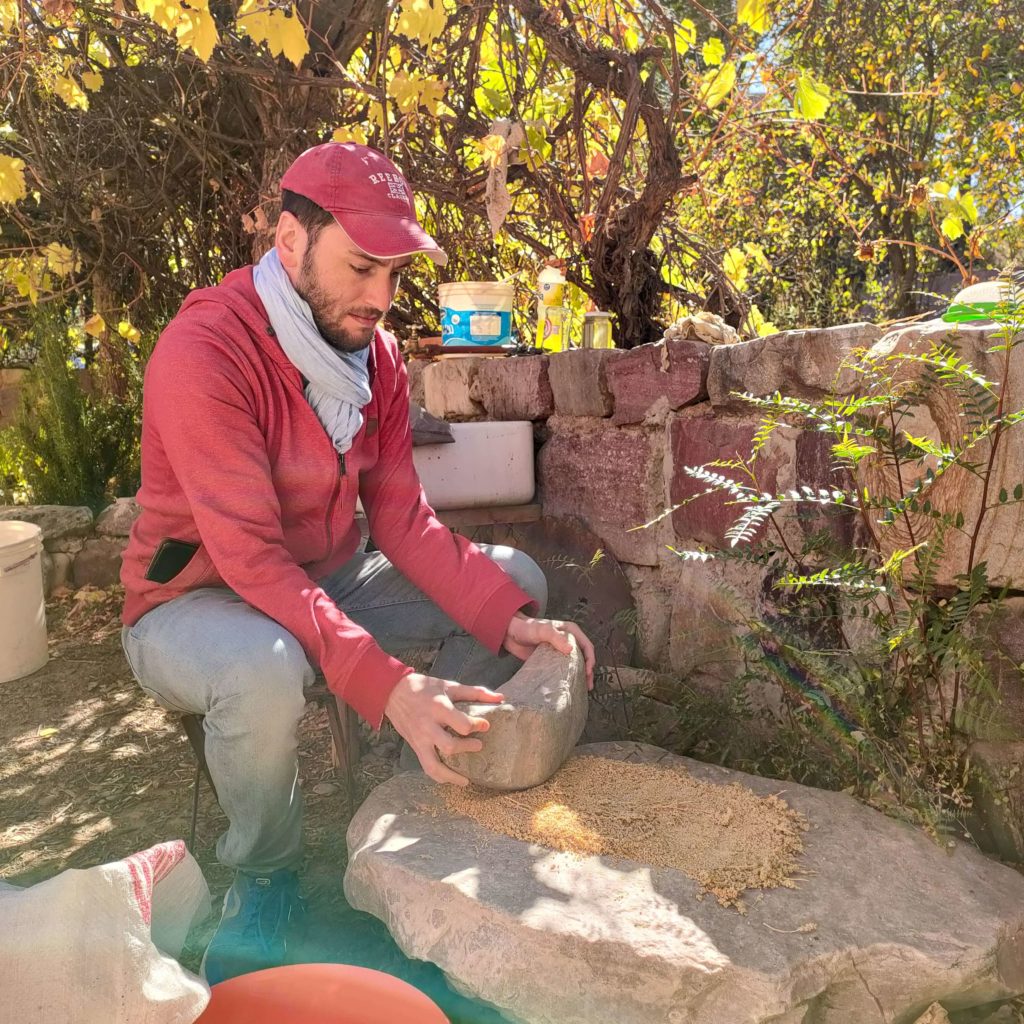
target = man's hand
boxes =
[503,612,596,690]
[384,672,503,786]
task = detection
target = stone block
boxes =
[95,497,142,537]
[44,551,74,596]
[667,556,783,712]
[669,411,851,548]
[607,339,709,426]
[548,349,626,417]
[72,537,126,589]
[857,319,1024,588]
[46,536,86,556]
[622,562,678,669]
[441,638,587,790]
[346,741,1024,1024]
[0,505,93,544]
[965,597,1024,741]
[538,416,668,566]
[405,358,427,408]
[474,356,553,421]
[708,322,883,410]
[474,515,637,667]
[968,740,1024,862]
[423,358,487,421]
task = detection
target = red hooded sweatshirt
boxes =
[120,267,534,727]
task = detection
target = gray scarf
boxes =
[252,248,371,455]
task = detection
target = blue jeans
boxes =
[121,545,547,875]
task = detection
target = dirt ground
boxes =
[0,586,505,1023]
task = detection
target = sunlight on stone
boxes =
[363,814,421,855]
[523,854,731,970]
[441,866,480,898]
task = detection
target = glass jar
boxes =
[582,311,613,349]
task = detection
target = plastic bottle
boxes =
[535,264,566,352]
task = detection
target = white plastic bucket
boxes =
[0,521,48,683]
[439,282,514,346]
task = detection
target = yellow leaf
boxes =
[475,133,507,169]
[81,70,103,92]
[273,7,309,67]
[332,125,368,145]
[176,5,218,62]
[737,0,770,34]
[793,72,832,120]
[43,243,76,276]
[940,213,964,241]
[13,270,39,305]
[137,0,183,33]
[238,4,308,66]
[0,0,19,31]
[699,61,736,108]
[118,320,142,342]
[367,99,387,131]
[702,37,725,67]
[84,313,107,337]
[37,726,59,738]
[53,75,89,111]
[957,192,979,222]
[395,0,447,46]
[388,72,445,115]
[673,19,696,54]
[723,246,748,289]
[0,154,27,204]
[236,0,273,46]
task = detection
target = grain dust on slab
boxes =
[443,754,808,909]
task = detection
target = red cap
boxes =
[280,142,447,266]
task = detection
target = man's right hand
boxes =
[383,672,503,786]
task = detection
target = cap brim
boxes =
[333,210,448,267]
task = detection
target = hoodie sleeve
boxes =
[145,324,416,727]
[359,338,537,650]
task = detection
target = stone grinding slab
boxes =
[345,741,1024,1024]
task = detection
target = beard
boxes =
[295,248,380,353]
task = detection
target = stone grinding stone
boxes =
[440,639,587,791]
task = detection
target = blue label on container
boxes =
[441,308,512,346]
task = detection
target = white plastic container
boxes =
[0,521,48,683]
[439,282,515,346]
[413,421,534,510]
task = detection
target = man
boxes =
[119,142,595,983]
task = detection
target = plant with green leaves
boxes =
[4,307,147,511]
[671,272,1024,835]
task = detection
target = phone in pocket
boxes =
[144,538,200,584]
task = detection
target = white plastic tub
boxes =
[413,420,535,509]
[0,520,48,683]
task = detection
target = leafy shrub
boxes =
[670,274,1024,835]
[9,308,147,512]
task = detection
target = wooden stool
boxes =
[180,684,361,852]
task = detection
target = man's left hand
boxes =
[503,612,596,690]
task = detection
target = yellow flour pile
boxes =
[443,755,808,909]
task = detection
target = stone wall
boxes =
[411,324,884,695]
[420,327,1024,859]
[0,499,136,593]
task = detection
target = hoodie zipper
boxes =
[323,451,345,561]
